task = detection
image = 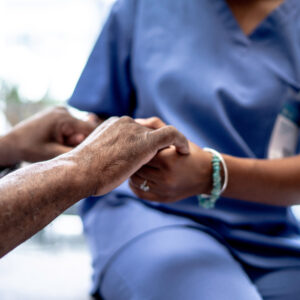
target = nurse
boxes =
[69,0,300,299]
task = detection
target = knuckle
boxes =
[158,125,177,143]
[120,116,133,123]
[106,116,119,124]
[166,125,177,136]
[54,106,67,114]
[51,107,69,121]
[150,116,161,124]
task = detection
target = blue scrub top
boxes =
[69,0,300,271]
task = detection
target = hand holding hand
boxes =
[129,117,212,202]
[68,116,190,196]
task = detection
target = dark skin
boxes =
[0,0,286,259]
[130,116,300,207]
[0,107,97,166]
[226,0,284,35]
[129,1,300,207]
[0,112,189,258]
[94,1,290,207]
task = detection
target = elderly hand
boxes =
[4,107,96,165]
[0,115,188,258]
[67,116,190,196]
[129,117,212,202]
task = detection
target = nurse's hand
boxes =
[129,118,212,202]
[132,118,300,207]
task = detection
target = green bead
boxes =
[198,154,222,209]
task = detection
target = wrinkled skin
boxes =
[4,106,97,164]
[0,115,189,257]
[70,116,190,196]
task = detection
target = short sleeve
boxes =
[68,0,137,117]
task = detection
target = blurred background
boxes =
[2,1,300,299]
[0,0,115,299]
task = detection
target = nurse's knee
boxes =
[104,227,234,282]
[100,227,261,300]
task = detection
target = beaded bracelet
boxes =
[197,148,228,209]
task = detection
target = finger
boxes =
[130,174,156,191]
[134,166,160,182]
[75,116,120,146]
[87,113,104,126]
[135,117,166,129]
[149,126,190,155]
[68,119,97,136]
[56,120,92,143]
[60,119,97,146]
[146,157,162,168]
[146,147,176,168]
[129,175,168,200]
[128,180,160,202]
[66,133,86,146]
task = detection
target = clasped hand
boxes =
[130,117,212,203]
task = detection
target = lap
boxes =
[253,268,300,300]
[99,226,262,300]
[82,196,196,293]
[85,198,300,300]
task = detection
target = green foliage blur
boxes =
[0,80,60,126]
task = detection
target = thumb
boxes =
[61,119,97,146]
[68,119,96,135]
[149,125,190,155]
[66,133,86,146]
[135,117,166,129]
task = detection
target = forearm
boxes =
[221,155,300,206]
[0,156,90,257]
[0,116,189,257]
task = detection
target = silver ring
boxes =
[140,180,150,192]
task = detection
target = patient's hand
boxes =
[4,107,96,165]
[130,117,212,203]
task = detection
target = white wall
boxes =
[0,0,115,102]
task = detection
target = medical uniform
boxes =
[69,0,300,298]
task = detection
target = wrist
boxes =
[194,147,213,195]
[60,150,103,198]
[193,147,229,196]
[53,154,94,199]
[197,148,229,208]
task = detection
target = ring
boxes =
[140,180,150,192]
